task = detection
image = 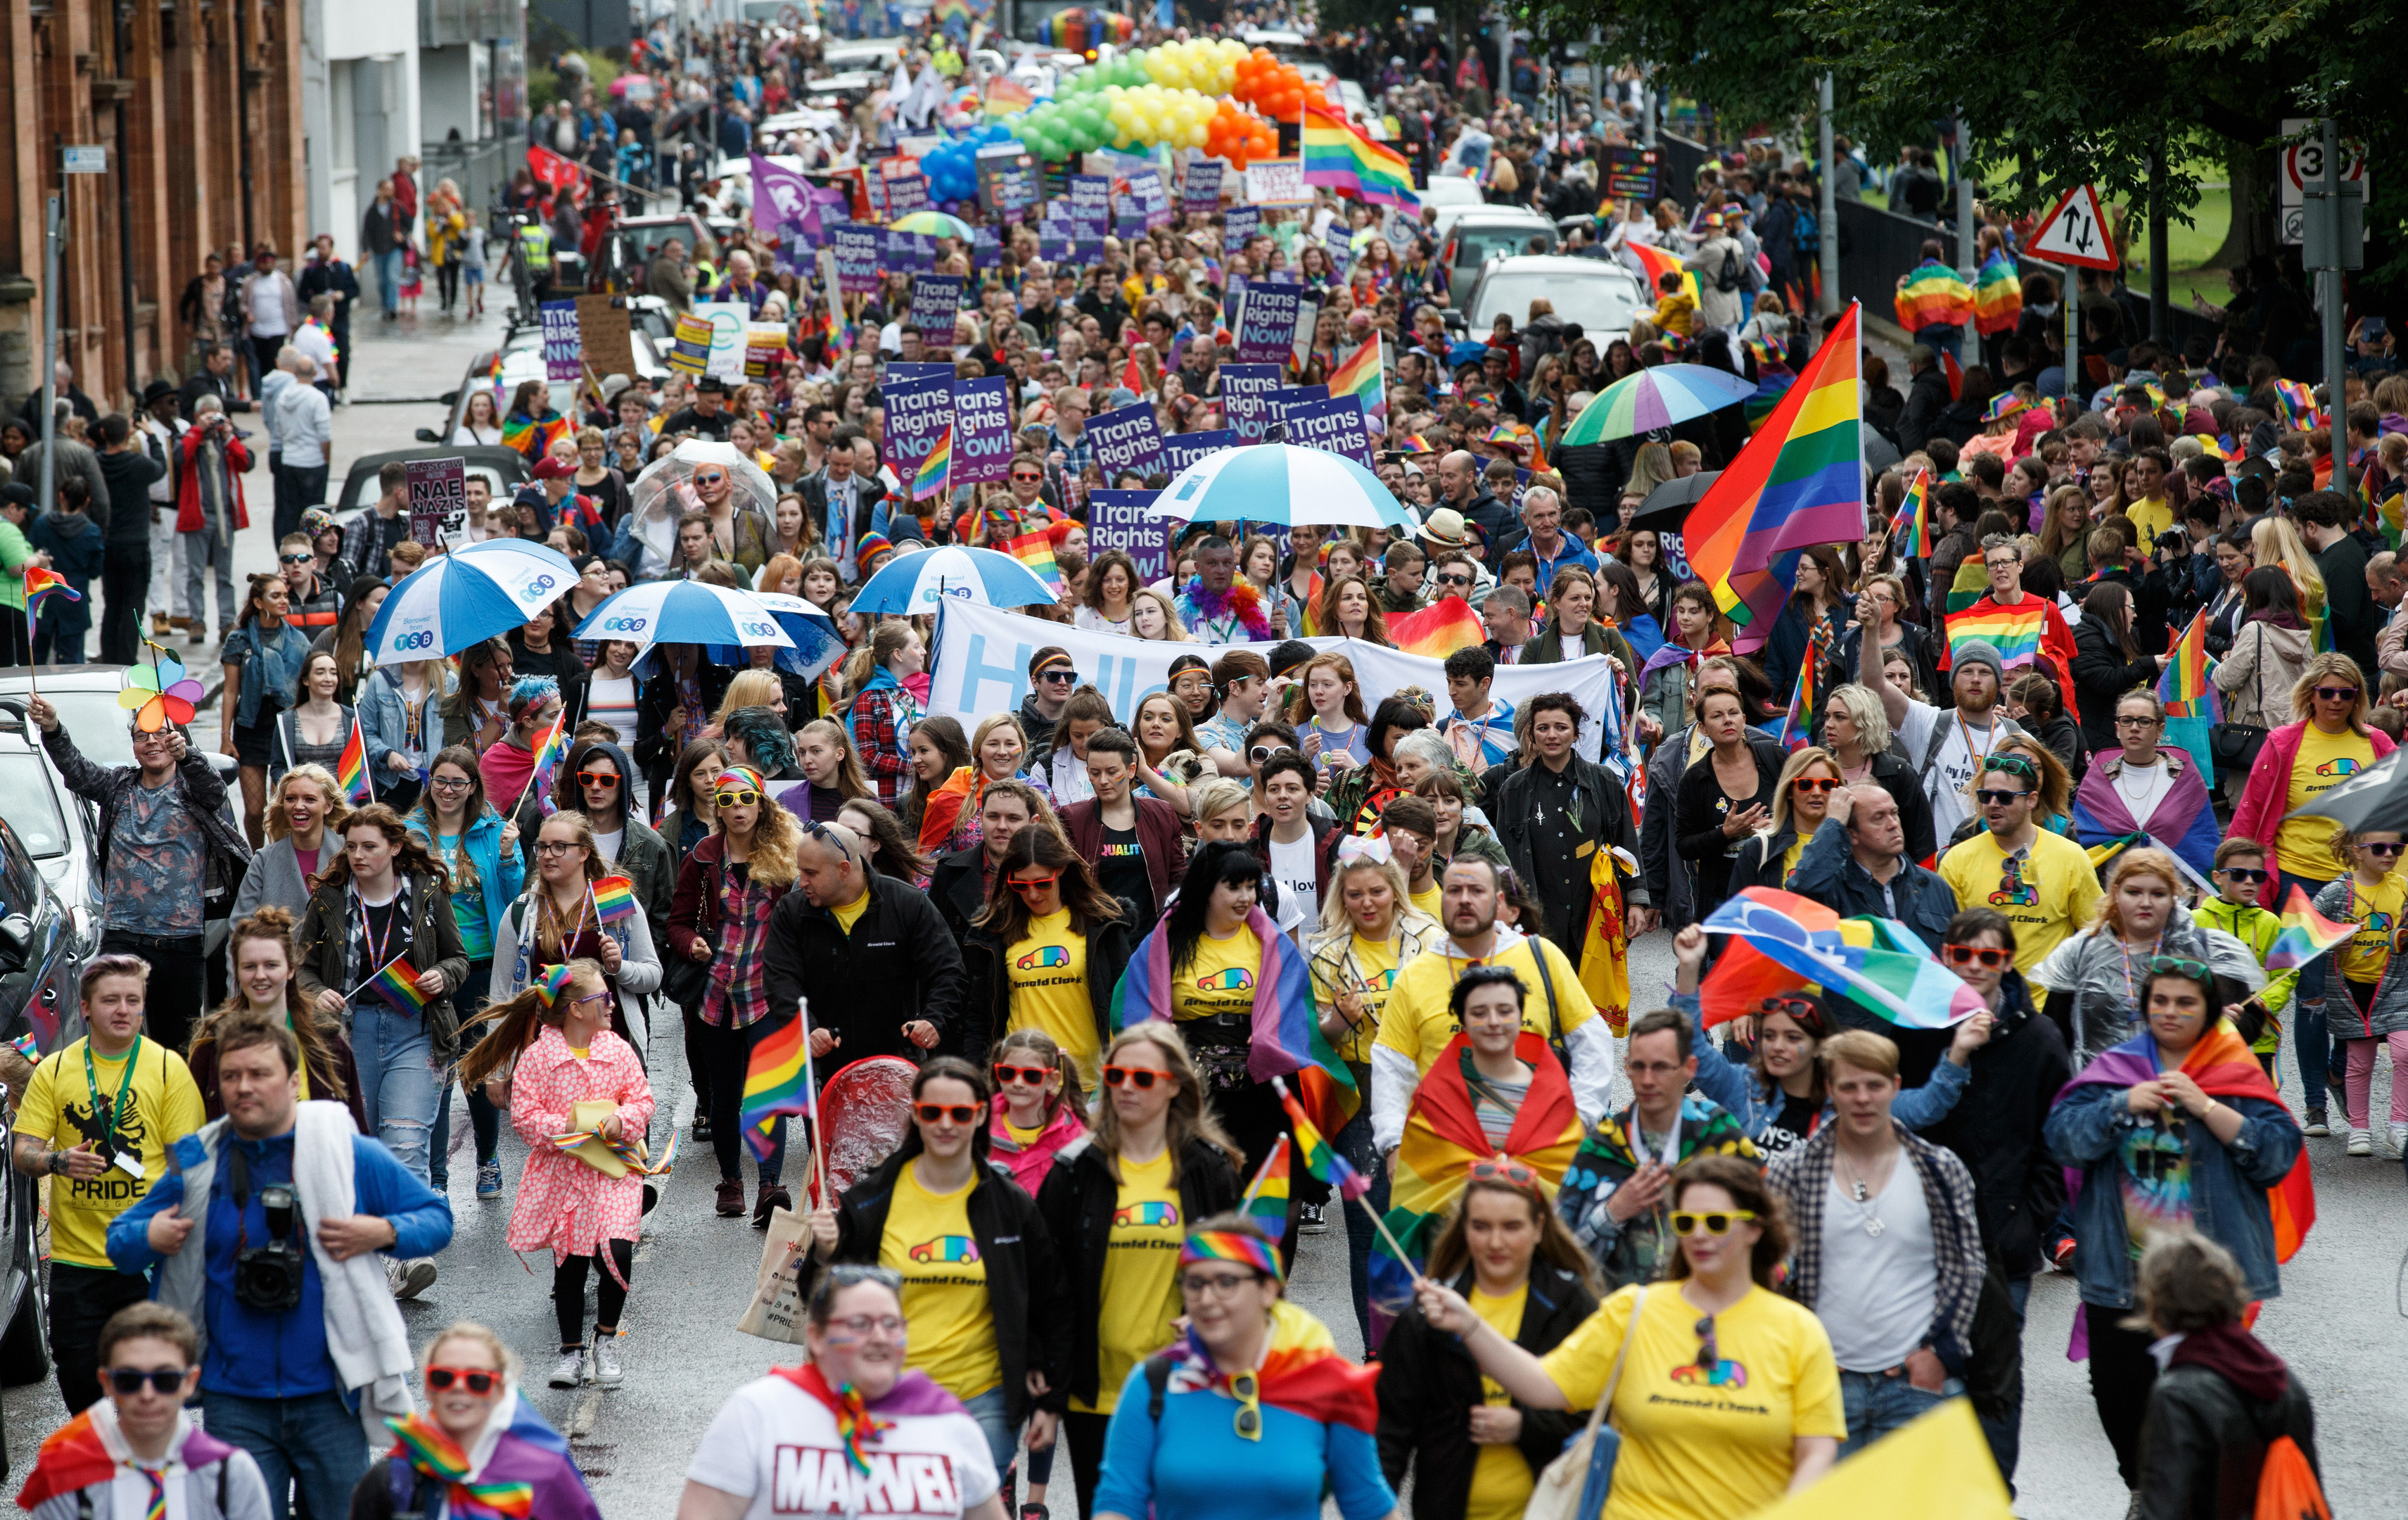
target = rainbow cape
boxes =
[1890,467,1932,556]
[501,412,572,461]
[1326,334,1386,422]
[2059,1021,2314,1266]
[365,956,431,1015]
[1273,1074,1370,1201]
[911,426,953,501]
[1973,250,2022,336]
[1893,260,1974,332]
[1382,597,1484,659]
[2265,884,2354,970]
[1944,598,2049,669]
[1241,1132,1292,1241]
[336,714,373,806]
[1164,1299,1380,1433]
[1299,99,1419,210]
[1366,1033,1586,1311]
[1686,303,1864,650]
[2158,607,2219,718]
[1113,904,1359,1136]
[386,1414,535,1517]
[18,1407,246,1512]
[590,873,638,925]
[740,1007,817,1162]
[23,566,79,620]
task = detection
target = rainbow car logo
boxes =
[1018,946,1072,970]
[909,1236,981,1264]
[1197,968,1256,991]
[1669,1359,1749,1389]
[2319,756,2365,777]
[1112,1201,1181,1227]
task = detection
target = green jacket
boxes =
[0,518,34,611]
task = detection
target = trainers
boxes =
[2348,1128,2373,1156]
[1020,1505,1048,1520]
[592,1336,624,1388]
[716,1178,746,1217]
[755,1181,792,1229]
[693,1110,713,1144]
[388,1259,438,1300]
[2390,1123,2407,1155]
[1299,1203,1327,1235]
[2304,1108,2330,1137]
[477,1158,503,1199]
[548,1348,586,1388]
[2047,1235,2077,1272]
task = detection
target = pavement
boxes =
[1,306,2400,1516]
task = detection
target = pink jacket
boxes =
[507,1023,658,1262]
[2227,719,2397,906]
[988,1096,1084,1198]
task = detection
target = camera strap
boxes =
[224,1141,304,1249]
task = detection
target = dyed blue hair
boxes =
[507,675,561,720]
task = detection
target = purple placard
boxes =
[539,300,581,381]
[884,362,957,384]
[972,226,1002,269]
[1163,428,1236,478]
[1087,400,1168,479]
[885,374,954,483]
[1130,167,1173,229]
[908,274,967,338]
[880,229,938,273]
[1183,161,1223,214]
[1217,364,1283,442]
[1323,236,1353,278]
[1088,488,1169,581]
[1038,236,1103,267]
[831,224,880,294]
[881,162,931,219]
[1068,175,1111,238]
[1233,284,1308,367]
[1114,205,1150,241]
[1273,385,1330,421]
[1280,395,1376,468]
[952,376,1014,487]
[1223,204,1262,245]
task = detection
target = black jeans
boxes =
[99,930,207,1056]
[1064,1410,1111,1520]
[554,1239,634,1346]
[682,1000,713,1122]
[98,546,149,666]
[697,1015,784,1183]
[429,960,497,1187]
[50,1262,152,1413]
[0,607,27,670]
[2086,1309,2159,1487]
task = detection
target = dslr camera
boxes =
[234,1184,307,1313]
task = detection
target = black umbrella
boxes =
[2286,746,2408,837]
[1630,470,1722,531]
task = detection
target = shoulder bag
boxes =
[2209,626,2269,775]
[1526,1285,1647,1520]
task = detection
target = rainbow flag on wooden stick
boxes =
[2265,885,2354,971]
[1890,467,1931,557]
[23,567,78,621]
[1300,99,1419,210]
[336,715,373,805]
[740,1009,817,1162]
[1944,599,2049,670]
[591,874,638,925]
[1241,1134,1292,1241]
[911,426,953,501]
[2157,607,2219,720]
[363,956,431,1015]
[1326,334,1386,422]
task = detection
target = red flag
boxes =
[1941,350,1963,402]
[1121,351,1145,396]
[528,144,587,194]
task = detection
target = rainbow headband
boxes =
[716,765,767,794]
[1180,1229,1282,1282]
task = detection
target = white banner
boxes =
[926,599,1622,760]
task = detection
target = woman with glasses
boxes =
[1418,1153,1842,1519]
[804,1057,1062,1495]
[407,745,523,1197]
[2044,956,2303,1500]
[1037,1025,1244,1517]
[461,958,657,1392]
[1731,746,1845,892]
[1674,688,1787,916]
[962,825,1131,1084]
[2034,847,2232,1067]
[220,571,314,847]
[1375,1151,1598,1520]
[669,764,802,1224]
[2070,691,2221,880]
[2227,652,2395,1134]
[492,808,663,1053]
[352,1323,601,1519]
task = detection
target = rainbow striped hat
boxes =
[1180,1229,1282,1282]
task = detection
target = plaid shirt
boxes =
[703,865,781,1029]
[1046,426,1094,479]
[848,685,922,806]
[1765,1118,1987,1373]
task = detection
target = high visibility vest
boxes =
[518,223,552,262]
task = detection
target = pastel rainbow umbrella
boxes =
[1560,363,1759,447]
[889,210,977,241]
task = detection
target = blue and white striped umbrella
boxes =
[850,544,1060,613]
[1144,442,1410,528]
[571,580,797,650]
[364,538,580,666]
[704,592,848,680]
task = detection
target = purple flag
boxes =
[750,154,819,236]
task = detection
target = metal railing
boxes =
[421,137,514,220]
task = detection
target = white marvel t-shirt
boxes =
[686,1376,1002,1519]
[1268,831,1320,932]
[1896,699,2023,846]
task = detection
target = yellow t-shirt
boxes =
[2331,871,2407,984]
[15,1038,206,1271]
[1173,926,1261,1022]
[1541,1285,1847,1520]
[1071,1148,1185,1415]
[1007,908,1097,1084]
[1465,1285,1534,1520]
[1938,828,2106,975]
[879,1164,1000,1400]
[1311,934,1404,1065]
[831,889,872,935]
[2278,726,2377,879]
[1410,880,1444,921]
[1375,937,1597,1077]
[1780,836,1807,885]
[2124,495,2173,545]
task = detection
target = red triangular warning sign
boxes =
[2025,184,2119,270]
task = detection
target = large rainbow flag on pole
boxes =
[1686,303,1866,651]
[1325,334,1386,422]
[1300,100,1420,210]
[1622,239,1702,310]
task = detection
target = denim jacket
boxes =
[402,802,523,956]
[224,621,314,732]
[1671,990,1970,1144]
[357,664,452,779]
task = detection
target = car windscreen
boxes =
[0,755,67,860]
[32,690,137,770]
[1472,272,1639,338]
[1453,222,1557,268]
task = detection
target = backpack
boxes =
[1795,208,1819,255]
[1715,246,1742,294]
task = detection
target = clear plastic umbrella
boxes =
[624,439,779,574]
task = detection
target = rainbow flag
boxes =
[1623,239,1702,311]
[1241,1133,1292,1242]
[1778,621,1827,751]
[1383,597,1485,658]
[1893,261,1974,332]
[364,956,431,1015]
[1299,99,1419,210]
[1325,334,1385,422]
[1973,250,2022,336]
[1890,466,1932,556]
[1943,599,2049,670]
[591,873,638,925]
[500,412,572,461]
[384,1414,536,1517]
[1703,889,1987,1030]
[824,297,853,354]
[982,77,1035,118]
[1272,1075,1370,1200]
[23,566,78,620]
[2266,884,2355,970]
[1000,524,1063,591]
[523,712,570,816]
[336,714,373,806]
[740,1008,817,1162]
[911,426,953,501]
[1687,303,1865,650]
[2157,607,2218,718]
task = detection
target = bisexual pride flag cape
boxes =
[2070,753,2222,881]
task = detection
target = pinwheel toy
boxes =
[118,647,205,732]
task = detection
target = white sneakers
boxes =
[2347,1129,2373,1157]
[592,1337,623,1388]
[549,1348,587,1389]
[2390,1123,2407,1155]
[387,1259,438,1300]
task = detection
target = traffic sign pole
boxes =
[2321,118,2343,428]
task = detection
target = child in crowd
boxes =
[986,1028,1085,1520]
[1650,270,1697,338]
[2191,839,2293,1080]
[460,210,486,319]
[2310,827,2408,1155]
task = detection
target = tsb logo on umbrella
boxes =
[918,585,972,604]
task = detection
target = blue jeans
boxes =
[960,1386,1018,1476]
[374,248,402,314]
[353,1002,439,1184]
[203,1388,367,1520]
[2279,870,2337,1111]
[1837,1371,1962,1457]
[430,960,495,1189]
[1914,324,1964,363]
[1333,1101,1384,1348]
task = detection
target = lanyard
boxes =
[85,1036,142,1141]
[357,883,405,975]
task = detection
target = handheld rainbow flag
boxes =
[335,714,373,806]
[2157,607,2219,720]
[739,1007,817,1161]
[1890,467,1931,556]
[1271,1075,1370,1201]
[522,712,571,816]
[1299,99,1419,210]
[1622,239,1702,311]
[1325,334,1386,422]
[2266,885,2355,970]
[590,874,639,925]
[1000,523,1063,591]
[824,296,853,353]
[1240,1134,1292,1242]
[911,426,953,501]
[1894,262,1975,333]
[23,566,79,621]
[1382,597,1484,659]
[1973,250,2022,336]
[1777,622,1828,751]
[1943,599,2049,670]
[981,77,1035,118]
[363,955,431,1015]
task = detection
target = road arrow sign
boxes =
[2025,183,2119,270]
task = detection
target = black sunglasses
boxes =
[106,1366,189,1395]
[2219,866,2269,883]
[1974,788,2031,806]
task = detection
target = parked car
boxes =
[1438,208,1561,274]
[1455,255,1646,342]
[335,445,529,516]
[426,324,670,447]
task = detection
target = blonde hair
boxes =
[1191,778,1252,825]
[1766,745,1842,838]
[1822,683,1892,754]
[419,1322,519,1386]
[2094,847,2185,938]
[2251,516,2325,613]
[2288,652,2372,732]
[1128,586,1192,640]
[969,712,1030,776]
[1312,851,1413,942]
[714,774,802,888]
[717,668,788,723]
[265,764,350,844]
[796,718,874,804]
[1090,1024,1242,1183]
